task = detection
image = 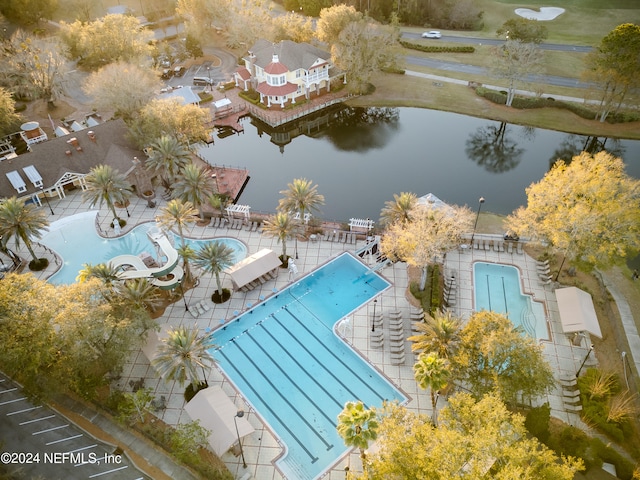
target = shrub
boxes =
[410,265,441,314]
[525,403,551,443]
[238,89,261,105]
[400,40,475,53]
[589,438,636,480]
[28,257,49,271]
[198,92,213,103]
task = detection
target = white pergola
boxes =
[226,204,251,220]
[349,218,374,232]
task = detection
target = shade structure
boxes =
[225,248,281,290]
[555,286,602,339]
[184,386,254,456]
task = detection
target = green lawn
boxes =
[477,0,640,44]
[493,0,637,8]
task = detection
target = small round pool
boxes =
[39,211,247,284]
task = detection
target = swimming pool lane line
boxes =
[485,275,492,311]
[215,346,326,463]
[281,306,388,404]
[257,319,346,410]
[502,276,509,316]
[242,327,340,426]
[268,313,365,408]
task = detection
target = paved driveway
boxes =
[0,372,148,480]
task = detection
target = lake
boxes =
[198,106,640,222]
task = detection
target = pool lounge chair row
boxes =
[323,231,357,244]
[188,300,211,318]
[209,217,263,232]
[237,268,278,292]
[444,276,456,308]
[537,261,553,285]
[470,239,524,254]
[388,311,406,365]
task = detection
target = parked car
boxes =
[173,65,186,77]
[193,76,214,86]
[161,68,173,79]
[422,30,442,39]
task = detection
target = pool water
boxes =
[473,262,549,340]
[39,211,247,284]
[212,253,406,480]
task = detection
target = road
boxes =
[405,55,593,89]
[401,32,594,89]
[401,32,593,52]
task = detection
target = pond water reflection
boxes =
[198,106,639,221]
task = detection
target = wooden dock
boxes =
[200,163,249,203]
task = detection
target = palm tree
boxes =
[380,191,417,226]
[278,177,325,224]
[408,310,462,358]
[336,400,379,462]
[116,278,162,313]
[208,193,229,220]
[83,165,132,225]
[157,199,198,247]
[262,212,296,263]
[0,196,49,265]
[176,243,196,285]
[76,262,120,284]
[193,241,236,302]
[145,135,191,188]
[413,351,450,425]
[173,163,215,220]
[278,178,324,258]
[151,326,217,388]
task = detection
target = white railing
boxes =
[304,72,329,86]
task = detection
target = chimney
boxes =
[67,137,79,147]
[87,130,96,141]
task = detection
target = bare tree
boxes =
[83,62,161,119]
[491,40,543,107]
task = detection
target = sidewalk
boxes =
[405,70,598,104]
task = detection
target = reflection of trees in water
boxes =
[321,107,400,152]
[548,135,625,168]
[465,122,524,173]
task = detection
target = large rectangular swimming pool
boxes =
[212,253,406,479]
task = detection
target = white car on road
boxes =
[422,31,442,39]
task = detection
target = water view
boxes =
[199,106,640,221]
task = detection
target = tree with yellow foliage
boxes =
[355,394,583,479]
[507,151,640,274]
[380,202,473,290]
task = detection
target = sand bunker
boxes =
[515,7,565,21]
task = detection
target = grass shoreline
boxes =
[346,72,640,140]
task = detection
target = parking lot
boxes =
[0,372,148,480]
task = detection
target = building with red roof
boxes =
[235,39,345,108]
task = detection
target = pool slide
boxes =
[109,228,184,290]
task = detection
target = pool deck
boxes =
[22,191,601,480]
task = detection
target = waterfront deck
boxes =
[204,86,352,131]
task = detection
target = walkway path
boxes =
[405,69,597,104]
[599,271,640,389]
